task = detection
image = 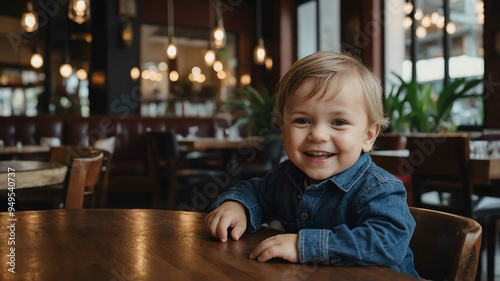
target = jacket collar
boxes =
[284,152,372,193]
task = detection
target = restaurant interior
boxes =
[0,0,500,280]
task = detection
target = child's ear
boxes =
[362,123,380,152]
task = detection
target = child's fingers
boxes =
[205,212,222,240]
[249,237,275,261]
[216,216,232,243]
[249,234,299,263]
[230,222,246,241]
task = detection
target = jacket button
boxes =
[312,257,325,264]
[301,213,308,220]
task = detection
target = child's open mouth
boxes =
[303,151,335,160]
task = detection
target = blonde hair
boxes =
[272,51,389,132]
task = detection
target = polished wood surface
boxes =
[0,145,50,155]
[0,210,419,281]
[0,160,67,189]
[370,150,500,183]
[178,137,263,151]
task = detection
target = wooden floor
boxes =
[478,220,500,281]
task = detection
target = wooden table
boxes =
[0,210,419,281]
[0,160,67,189]
[178,137,264,151]
[370,150,500,183]
[0,145,50,159]
[178,137,265,165]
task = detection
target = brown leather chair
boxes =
[409,207,482,281]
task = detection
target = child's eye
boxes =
[332,120,347,126]
[293,118,310,124]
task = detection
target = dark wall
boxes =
[483,0,500,129]
[90,0,141,116]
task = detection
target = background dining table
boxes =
[0,160,67,189]
[369,149,500,184]
[0,209,419,281]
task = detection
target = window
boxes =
[297,0,341,59]
[385,0,484,128]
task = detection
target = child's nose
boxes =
[308,124,329,142]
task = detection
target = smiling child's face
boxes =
[281,75,379,184]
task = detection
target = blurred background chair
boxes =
[91,137,116,208]
[409,206,482,281]
[148,130,219,210]
[49,146,106,208]
[64,149,103,209]
[406,135,500,281]
[237,138,285,181]
[406,135,474,217]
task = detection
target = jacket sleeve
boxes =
[209,168,281,233]
[298,180,415,267]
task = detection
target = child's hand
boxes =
[249,234,299,263]
[204,201,247,243]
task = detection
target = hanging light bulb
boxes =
[213,61,223,72]
[204,49,216,66]
[265,57,273,70]
[76,69,88,80]
[253,38,266,65]
[446,22,457,34]
[60,64,73,78]
[213,19,226,49]
[416,26,427,38]
[421,15,431,28]
[166,38,177,59]
[21,2,38,33]
[253,0,266,65]
[402,17,412,30]
[165,0,177,59]
[30,53,43,69]
[431,12,440,25]
[240,74,251,86]
[130,67,140,81]
[169,71,179,82]
[414,8,423,21]
[68,0,91,24]
[403,2,413,15]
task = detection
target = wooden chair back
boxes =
[406,135,473,217]
[87,149,113,208]
[64,150,103,209]
[409,207,482,281]
[49,146,103,209]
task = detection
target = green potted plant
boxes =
[224,85,280,137]
[385,73,482,133]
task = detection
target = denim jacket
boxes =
[210,152,419,278]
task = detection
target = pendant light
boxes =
[60,63,73,78]
[21,2,38,33]
[30,48,44,69]
[204,0,216,66]
[212,0,226,49]
[60,27,73,78]
[253,0,266,65]
[68,0,91,24]
[166,0,177,59]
